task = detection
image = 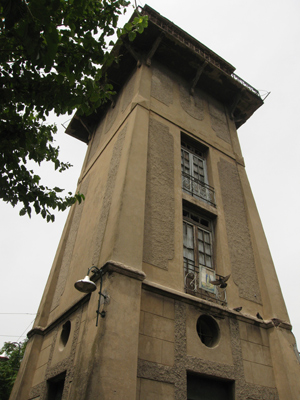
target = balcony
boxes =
[183,258,227,306]
[182,173,216,207]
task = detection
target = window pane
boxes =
[199,252,205,265]
[197,230,203,241]
[184,249,195,263]
[181,150,191,174]
[205,243,211,255]
[204,232,210,243]
[186,225,194,247]
[197,227,213,268]
[206,256,212,268]
[198,241,204,253]
[183,223,194,263]
[192,155,205,182]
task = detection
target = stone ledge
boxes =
[27,293,91,339]
[27,261,145,340]
[102,260,147,281]
[142,280,292,331]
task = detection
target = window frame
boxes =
[183,208,214,272]
[181,136,216,206]
[187,372,235,400]
[181,140,208,185]
[182,206,228,305]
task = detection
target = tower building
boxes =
[11,5,300,400]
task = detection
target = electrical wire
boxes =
[0,317,36,343]
[0,313,36,315]
[0,335,27,338]
[16,318,36,342]
[134,0,144,10]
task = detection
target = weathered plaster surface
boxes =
[29,309,82,400]
[92,126,127,266]
[121,71,136,112]
[218,158,262,303]
[51,178,90,311]
[179,84,204,121]
[209,99,231,144]
[70,271,142,399]
[151,66,173,106]
[104,95,120,135]
[80,65,137,167]
[138,294,278,400]
[137,377,175,399]
[143,118,174,269]
[139,291,175,366]
[87,117,104,164]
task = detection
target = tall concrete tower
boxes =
[11,6,300,400]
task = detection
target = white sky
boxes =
[1,0,299,351]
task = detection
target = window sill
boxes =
[182,192,218,217]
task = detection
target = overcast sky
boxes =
[1,0,299,350]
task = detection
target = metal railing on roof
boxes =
[144,8,262,100]
[231,73,261,97]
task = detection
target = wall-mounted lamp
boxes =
[74,266,108,326]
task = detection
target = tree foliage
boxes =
[0,0,147,221]
[0,340,27,400]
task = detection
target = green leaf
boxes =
[0,0,147,221]
[53,187,64,193]
[128,31,136,41]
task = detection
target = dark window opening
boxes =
[47,372,66,400]
[200,218,209,227]
[59,321,71,350]
[183,207,227,306]
[187,372,234,400]
[196,315,220,347]
[183,207,214,271]
[181,134,215,206]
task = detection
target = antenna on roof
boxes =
[259,90,271,101]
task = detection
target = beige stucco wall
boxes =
[139,290,175,367]
[11,60,300,400]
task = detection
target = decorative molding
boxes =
[218,159,262,304]
[138,295,279,400]
[143,117,175,269]
[142,280,292,332]
[29,307,83,400]
[103,260,146,281]
[27,294,90,339]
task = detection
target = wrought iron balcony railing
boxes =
[183,258,227,306]
[182,173,216,206]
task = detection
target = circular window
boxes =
[196,315,220,347]
[59,321,71,351]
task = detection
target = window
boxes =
[183,208,213,271]
[187,372,234,400]
[59,321,71,351]
[47,372,66,400]
[196,315,220,347]
[181,137,215,206]
[183,207,226,305]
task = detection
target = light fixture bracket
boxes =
[74,266,108,327]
